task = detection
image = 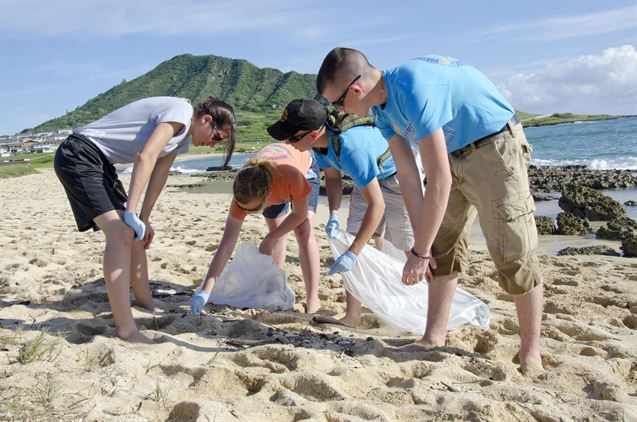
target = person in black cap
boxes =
[269,99,415,328]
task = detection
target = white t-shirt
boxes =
[74,97,193,164]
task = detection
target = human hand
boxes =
[402,249,436,285]
[191,289,211,316]
[258,234,276,256]
[123,211,146,240]
[328,250,357,275]
[142,221,154,249]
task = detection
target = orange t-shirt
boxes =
[230,143,312,220]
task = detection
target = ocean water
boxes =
[526,116,637,170]
[172,117,637,172]
[170,117,637,220]
[171,152,252,174]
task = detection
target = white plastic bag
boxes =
[330,231,490,334]
[209,243,295,310]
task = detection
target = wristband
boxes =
[410,247,431,260]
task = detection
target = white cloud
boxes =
[485,5,637,41]
[498,45,637,115]
[0,0,327,36]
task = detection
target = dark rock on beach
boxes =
[621,234,637,258]
[558,184,625,221]
[535,216,556,235]
[596,216,637,241]
[206,165,233,171]
[556,212,591,235]
[557,246,620,257]
[533,192,560,202]
[528,165,637,194]
[196,169,238,182]
[624,200,637,207]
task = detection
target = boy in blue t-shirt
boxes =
[267,99,414,327]
[315,48,543,375]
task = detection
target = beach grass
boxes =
[0,164,39,178]
[0,152,54,178]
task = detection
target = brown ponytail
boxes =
[194,96,237,167]
[233,159,275,205]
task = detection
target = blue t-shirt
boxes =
[372,55,515,153]
[315,125,397,188]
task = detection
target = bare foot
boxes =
[132,299,171,314]
[305,299,321,314]
[519,357,545,377]
[312,315,360,328]
[117,329,156,344]
[396,337,445,352]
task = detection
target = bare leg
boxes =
[294,213,321,313]
[514,284,544,373]
[341,292,362,325]
[265,215,288,268]
[417,273,457,348]
[130,241,154,310]
[94,211,151,343]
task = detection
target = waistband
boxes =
[450,115,520,159]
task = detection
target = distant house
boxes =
[32,144,56,153]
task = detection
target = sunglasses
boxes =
[235,198,265,213]
[332,74,361,108]
[288,130,313,143]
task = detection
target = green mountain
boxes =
[33,53,629,139]
[34,54,317,133]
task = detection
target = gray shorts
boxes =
[346,174,414,252]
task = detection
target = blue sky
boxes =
[1,0,636,135]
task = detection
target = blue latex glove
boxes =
[191,289,211,316]
[123,211,146,240]
[325,214,340,239]
[329,251,357,275]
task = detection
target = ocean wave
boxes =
[531,157,637,170]
[169,165,202,175]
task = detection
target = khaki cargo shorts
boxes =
[347,174,414,252]
[431,123,542,295]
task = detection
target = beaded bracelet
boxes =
[410,248,431,260]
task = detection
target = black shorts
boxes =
[262,155,320,219]
[54,134,127,232]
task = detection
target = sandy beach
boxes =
[1,169,636,421]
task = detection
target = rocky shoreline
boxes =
[181,165,637,258]
[528,165,637,199]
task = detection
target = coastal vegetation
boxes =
[33,53,627,149]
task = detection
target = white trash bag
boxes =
[330,231,490,334]
[209,243,295,311]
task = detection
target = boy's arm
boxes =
[391,129,451,283]
[127,122,184,213]
[324,168,343,214]
[348,179,385,255]
[388,135,424,229]
[201,215,243,292]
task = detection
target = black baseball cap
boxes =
[267,99,327,140]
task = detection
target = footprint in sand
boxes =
[327,403,392,422]
[462,359,509,381]
[280,372,346,402]
[622,315,637,329]
[255,311,305,326]
[385,377,416,389]
[221,319,266,338]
